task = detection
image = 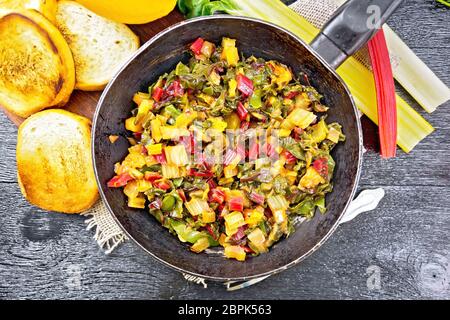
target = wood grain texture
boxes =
[0,0,449,300]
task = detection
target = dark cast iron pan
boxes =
[92,0,403,281]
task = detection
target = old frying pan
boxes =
[92,0,403,281]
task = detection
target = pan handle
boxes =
[310,0,403,69]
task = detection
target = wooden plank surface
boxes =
[0,0,449,300]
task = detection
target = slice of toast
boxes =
[0,10,75,118]
[0,0,57,23]
[17,109,99,213]
[55,1,140,91]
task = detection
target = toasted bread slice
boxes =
[17,109,99,213]
[55,1,140,91]
[0,0,57,23]
[0,10,75,118]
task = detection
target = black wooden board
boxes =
[0,0,449,299]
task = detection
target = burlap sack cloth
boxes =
[83,0,372,254]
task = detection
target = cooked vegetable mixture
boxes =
[108,37,345,261]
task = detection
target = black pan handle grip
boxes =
[310,0,403,69]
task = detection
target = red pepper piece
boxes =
[190,37,204,55]
[107,173,133,188]
[209,188,226,204]
[144,172,162,182]
[153,180,171,191]
[177,189,187,202]
[166,79,184,97]
[236,102,248,121]
[312,158,329,178]
[229,196,244,212]
[207,178,217,189]
[282,150,297,164]
[188,168,213,178]
[152,87,165,102]
[193,170,214,178]
[236,74,254,97]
